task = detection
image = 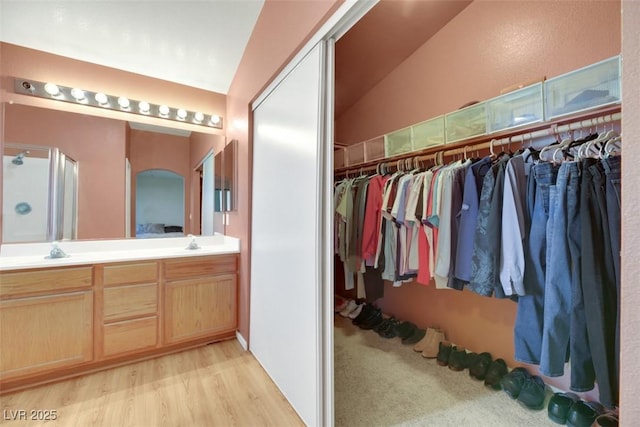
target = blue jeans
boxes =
[514,163,558,364]
[540,163,583,381]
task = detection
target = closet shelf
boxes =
[334,104,621,175]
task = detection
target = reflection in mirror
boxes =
[2,102,225,242]
[223,139,237,211]
[3,143,77,243]
[135,169,185,238]
[214,150,224,213]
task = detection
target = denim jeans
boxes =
[581,160,618,408]
[540,163,583,382]
[602,154,621,397]
[514,163,558,364]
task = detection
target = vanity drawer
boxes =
[103,283,158,322]
[164,255,237,280]
[103,262,157,286]
[0,267,93,298]
[103,316,158,357]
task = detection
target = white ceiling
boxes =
[0,0,265,94]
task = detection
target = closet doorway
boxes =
[332,1,622,425]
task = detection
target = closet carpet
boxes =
[334,315,557,427]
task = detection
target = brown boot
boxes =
[413,327,439,352]
[421,330,445,358]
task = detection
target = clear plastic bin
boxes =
[413,115,445,150]
[334,147,345,169]
[488,83,543,133]
[545,55,621,120]
[365,137,385,162]
[445,102,487,143]
[384,127,412,157]
[346,142,365,165]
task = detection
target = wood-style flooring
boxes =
[0,340,304,427]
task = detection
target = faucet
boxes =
[185,234,201,250]
[46,241,69,259]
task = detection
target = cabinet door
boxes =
[0,291,93,379]
[164,274,236,344]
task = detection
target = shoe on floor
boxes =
[334,297,348,313]
[402,327,426,345]
[501,367,531,399]
[595,412,619,427]
[469,352,492,380]
[484,358,508,390]
[339,300,358,317]
[566,401,601,427]
[547,392,580,424]
[413,327,439,352]
[448,346,468,371]
[352,304,373,326]
[360,309,383,330]
[436,341,453,367]
[394,321,418,340]
[380,319,401,339]
[421,330,444,359]
[347,303,364,319]
[517,375,547,410]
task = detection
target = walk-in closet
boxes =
[333,1,621,426]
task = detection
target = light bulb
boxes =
[194,112,204,123]
[44,83,60,96]
[95,92,109,105]
[138,101,150,114]
[117,97,130,109]
[209,115,221,126]
[176,108,187,120]
[70,88,85,101]
[159,105,170,116]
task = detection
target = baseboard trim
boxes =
[236,331,248,350]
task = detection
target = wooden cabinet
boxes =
[164,255,237,344]
[0,291,93,379]
[100,261,159,357]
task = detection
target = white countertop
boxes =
[0,235,240,271]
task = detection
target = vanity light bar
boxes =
[14,78,223,130]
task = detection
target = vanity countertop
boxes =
[0,235,240,271]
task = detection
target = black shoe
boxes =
[595,412,619,427]
[401,327,426,345]
[360,310,383,330]
[566,401,600,427]
[469,352,492,380]
[501,367,531,399]
[380,319,401,338]
[547,392,579,424]
[465,352,479,373]
[394,321,417,340]
[436,341,453,366]
[352,304,373,326]
[448,347,468,371]
[484,358,508,389]
[374,317,394,334]
[517,375,547,410]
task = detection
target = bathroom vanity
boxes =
[0,235,239,394]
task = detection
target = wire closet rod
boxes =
[335,107,621,176]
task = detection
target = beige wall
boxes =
[225,0,343,340]
[5,103,127,239]
[620,0,639,423]
[334,0,621,402]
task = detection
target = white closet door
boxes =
[251,43,326,426]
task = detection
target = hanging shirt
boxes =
[361,175,388,266]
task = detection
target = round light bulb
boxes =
[117,96,130,109]
[138,101,150,114]
[70,88,85,101]
[44,83,60,96]
[209,115,221,126]
[159,105,170,116]
[176,108,187,120]
[194,112,204,123]
[94,92,109,105]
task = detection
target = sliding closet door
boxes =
[251,42,327,426]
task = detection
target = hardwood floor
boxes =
[0,340,304,427]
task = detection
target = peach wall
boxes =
[0,43,226,136]
[336,0,622,144]
[226,0,342,341]
[5,103,126,239]
[334,0,621,403]
[620,0,640,422]
[128,129,191,233]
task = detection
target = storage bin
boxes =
[488,83,544,133]
[445,102,487,143]
[545,55,621,120]
[412,115,445,150]
[384,127,412,157]
[346,142,365,165]
[365,137,385,162]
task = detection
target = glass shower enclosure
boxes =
[3,143,78,243]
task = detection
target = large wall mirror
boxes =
[2,102,226,243]
[214,139,237,213]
